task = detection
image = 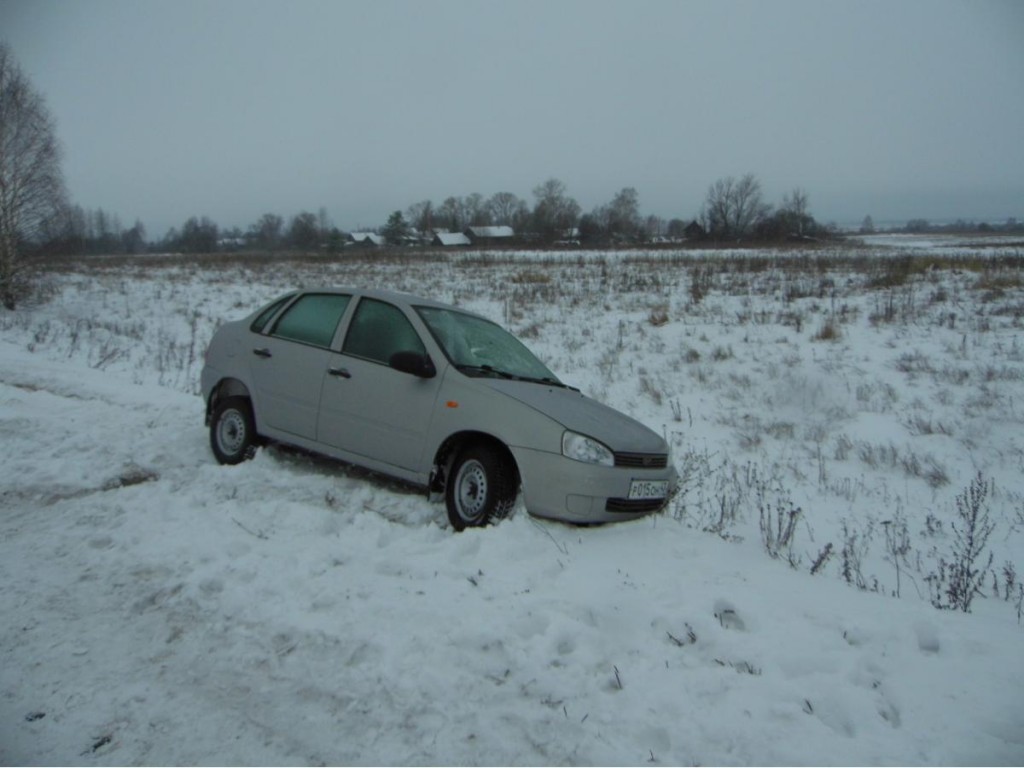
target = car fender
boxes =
[424,367,565,471]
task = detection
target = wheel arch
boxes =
[430,430,520,495]
[205,377,253,425]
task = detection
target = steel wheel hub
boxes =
[218,410,246,454]
[455,460,488,520]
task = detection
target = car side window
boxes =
[270,293,351,348]
[250,294,295,334]
[343,298,426,364]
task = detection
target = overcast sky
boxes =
[3,0,1023,237]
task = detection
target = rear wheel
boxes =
[210,396,257,465]
[445,444,517,531]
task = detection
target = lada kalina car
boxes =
[201,288,677,530]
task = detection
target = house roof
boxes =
[349,232,385,246]
[434,232,471,246]
[466,226,514,238]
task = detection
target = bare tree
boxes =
[643,214,665,240]
[437,196,466,231]
[405,200,433,233]
[317,206,332,241]
[288,211,319,250]
[702,174,770,240]
[0,43,67,309]
[532,178,580,241]
[666,218,688,239]
[486,192,525,227]
[177,216,218,253]
[122,219,147,254]
[250,212,283,249]
[781,187,810,237]
[464,192,491,227]
[607,186,641,241]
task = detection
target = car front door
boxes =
[248,293,352,439]
[317,297,444,472]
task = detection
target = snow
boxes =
[857,233,1024,250]
[2,242,1023,765]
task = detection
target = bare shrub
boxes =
[810,542,834,575]
[510,269,551,285]
[895,351,934,375]
[869,290,899,325]
[938,365,970,386]
[812,315,841,342]
[855,381,899,412]
[941,472,995,612]
[840,519,875,590]
[670,453,783,543]
[765,421,795,440]
[638,374,663,406]
[669,399,684,424]
[778,310,804,332]
[648,304,669,327]
[756,480,802,567]
[854,441,949,488]
[666,447,716,526]
[882,508,913,598]
[921,458,950,489]
[1002,561,1018,601]
[517,322,542,339]
[903,414,952,437]
[833,434,853,461]
[689,266,712,304]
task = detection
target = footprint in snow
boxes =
[713,598,745,631]
[842,626,871,647]
[913,619,940,654]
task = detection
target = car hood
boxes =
[480,379,667,454]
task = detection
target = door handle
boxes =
[328,367,351,379]
[253,348,272,358]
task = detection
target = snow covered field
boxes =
[1,241,1023,765]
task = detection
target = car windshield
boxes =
[415,306,561,385]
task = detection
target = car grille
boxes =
[605,497,668,514]
[613,452,668,469]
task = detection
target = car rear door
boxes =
[248,293,352,439]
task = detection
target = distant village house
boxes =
[348,232,385,247]
[465,225,515,246]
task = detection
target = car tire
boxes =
[210,396,258,465]
[446,444,516,531]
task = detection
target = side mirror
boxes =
[389,351,437,379]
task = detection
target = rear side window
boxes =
[271,294,351,348]
[250,294,295,333]
[343,298,425,364]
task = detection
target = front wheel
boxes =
[445,444,517,531]
[210,396,257,465]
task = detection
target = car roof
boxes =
[292,287,489,320]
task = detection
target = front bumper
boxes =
[511,446,678,524]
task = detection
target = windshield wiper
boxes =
[457,364,570,389]
[456,364,516,380]
[518,374,570,389]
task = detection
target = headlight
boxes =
[562,431,614,466]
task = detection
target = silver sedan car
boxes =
[201,288,676,530]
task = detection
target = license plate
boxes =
[628,479,669,500]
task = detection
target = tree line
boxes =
[42,187,1024,259]
[37,173,842,258]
